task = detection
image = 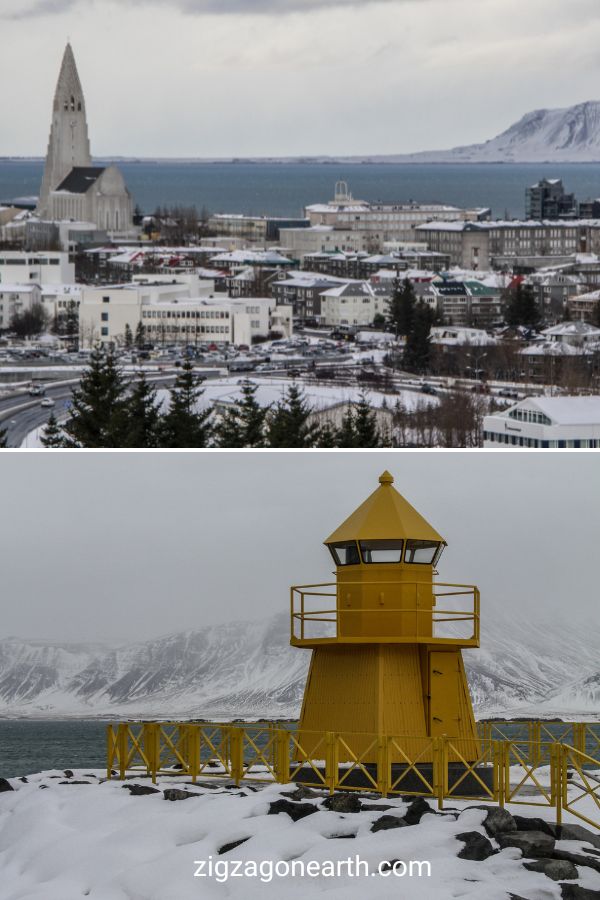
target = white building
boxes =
[0,285,42,329]
[319,282,387,327]
[483,396,600,448]
[0,251,74,285]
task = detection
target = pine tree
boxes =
[505,283,540,327]
[388,278,416,336]
[40,412,66,448]
[0,425,7,448]
[315,420,339,448]
[266,384,319,448]
[134,321,145,349]
[63,345,128,447]
[124,323,133,349]
[336,407,357,447]
[403,301,434,373]
[352,393,383,447]
[119,371,163,448]
[161,360,212,447]
[214,379,267,447]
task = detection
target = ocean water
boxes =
[3,160,600,219]
[0,720,109,779]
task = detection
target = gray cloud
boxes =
[1,0,407,20]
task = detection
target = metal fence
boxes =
[107,720,600,829]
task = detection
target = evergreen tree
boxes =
[214,379,267,447]
[403,301,434,373]
[315,420,339,448]
[63,345,128,447]
[388,278,416,336]
[505,283,540,327]
[352,393,383,447]
[124,323,133,349]
[0,425,7,448]
[266,384,319,448]
[134,321,145,349]
[161,360,212,447]
[593,298,600,329]
[41,412,66,448]
[119,371,163,448]
[336,406,357,447]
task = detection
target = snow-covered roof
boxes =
[430,326,497,346]
[507,396,600,425]
[320,281,375,299]
[519,341,581,357]
[542,322,600,338]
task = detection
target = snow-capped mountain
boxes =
[372,101,600,163]
[0,610,598,719]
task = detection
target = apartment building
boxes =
[483,397,600,448]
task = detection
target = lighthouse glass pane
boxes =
[404,540,440,564]
[329,542,360,566]
[359,540,403,563]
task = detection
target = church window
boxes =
[77,102,82,111]
[70,96,75,111]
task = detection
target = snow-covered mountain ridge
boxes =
[0,611,598,719]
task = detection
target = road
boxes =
[1,375,179,448]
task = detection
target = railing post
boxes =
[531,721,541,767]
[325,732,337,795]
[230,727,244,786]
[377,735,389,797]
[275,729,290,784]
[574,722,586,754]
[493,740,504,806]
[550,743,563,827]
[117,723,128,781]
[143,723,159,784]
[433,737,445,809]
[106,725,115,779]
[189,726,200,784]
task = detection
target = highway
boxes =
[0,374,179,448]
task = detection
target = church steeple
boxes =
[38,43,92,215]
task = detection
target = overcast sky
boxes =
[2,0,600,156]
[0,451,597,645]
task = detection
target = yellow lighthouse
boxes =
[291,472,480,762]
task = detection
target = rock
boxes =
[63,770,74,778]
[38,784,49,790]
[19,777,28,783]
[267,799,318,821]
[556,824,600,850]
[124,784,160,796]
[496,830,555,857]
[404,798,434,825]
[58,780,92,785]
[0,778,14,793]
[550,850,600,874]
[163,789,200,801]
[207,760,219,768]
[282,785,325,801]
[218,838,250,855]
[371,815,409,833]
[513,815,556,837]
[524,859,578,881]
[327,832,356,839]
[481,807,517,837]
[322,793,362,813]
[560,886,600,899]
[456,831,496,861]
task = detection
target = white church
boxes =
[37,43,134,235]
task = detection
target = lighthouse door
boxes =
[428,651,460,737]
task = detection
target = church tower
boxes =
[38,43,92,215]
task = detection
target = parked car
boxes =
[421,383,438,395]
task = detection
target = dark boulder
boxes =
[322,793,362,814]
[267,799,318,821]
[19,777,28,784]
[496,830,555,857]
[550,850,600,875]
[59,780,92,785]
[481,807,517,837]
[556,824,600,850]
[560,886,600,900]
[0,778,14,793]
[282,785,325,801]
[218,838,250,855]
[371,815,409,833]
[124,784,160,796]
[63,770,74,778]
[524,859,578,881]
[163,788,201,801]
[513,815,556,837]
[456,831,496,861]
[404,797,434,825]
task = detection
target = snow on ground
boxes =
[1,770,599,900]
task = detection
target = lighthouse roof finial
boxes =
[324,472,445,544]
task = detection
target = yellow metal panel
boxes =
[429,651,461,737]
[324,472,445,544]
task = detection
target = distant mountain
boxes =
[0,610,598,720]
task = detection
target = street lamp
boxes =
[466,350,487,384]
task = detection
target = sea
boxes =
[3,160,600,219]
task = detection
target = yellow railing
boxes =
[107,720,600,829]
[290,581,480,647]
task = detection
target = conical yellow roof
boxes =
[325,471,445,544]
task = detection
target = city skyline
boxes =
[2,0,600,157]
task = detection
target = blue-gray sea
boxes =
[3,160,600,218]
